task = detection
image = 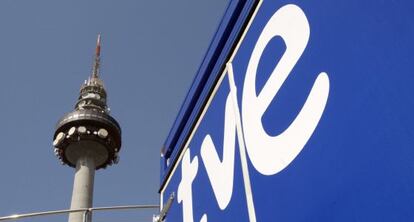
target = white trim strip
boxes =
[226,62,256,222]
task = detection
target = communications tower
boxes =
[52,35,122,222]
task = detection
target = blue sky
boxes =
[0,1,228,221]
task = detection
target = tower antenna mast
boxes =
[92,34,101,79]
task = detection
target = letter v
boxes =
[201,92,236,210]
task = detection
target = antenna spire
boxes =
[92,34,101,79]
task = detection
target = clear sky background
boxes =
[0,1,228,221]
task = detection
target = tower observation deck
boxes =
[52,35,122,222]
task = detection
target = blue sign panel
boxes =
[160,0,414,221]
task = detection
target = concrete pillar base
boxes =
[68,155,95,222]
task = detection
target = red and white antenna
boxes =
[92,34,101,79]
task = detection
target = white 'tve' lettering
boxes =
[242,4,330,175]
[177,4,331,221]
[178,149,199,222]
